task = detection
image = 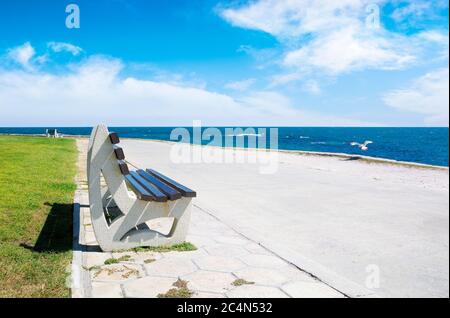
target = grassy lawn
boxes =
[0,136,77,297]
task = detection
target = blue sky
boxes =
[0,0,448,126]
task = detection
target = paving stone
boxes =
[214,235,249,246]
[84,230,98,245]
[190,210,215,223]
[144,257,197,277]
[354,292,380,298]
[192,224,236,236]
[91,282,123,298]
[195,256,246,272]
[186,234,216,248]
[205,244,249,257]
[191,219,228,229]
[163,248,208,260]
[244,242,272,255]
[111,251,138,260]
[82,216,91,225]
[81,206,91,219]
[240,254,289,269]
[91,263,142,282]
[189,225,230,236]
[82,209,91,220]
[281,281,345,298]
[227,285,289,298]
[85,251,112,269]
[123,276,178,298]
[192,292,227,298]
[184,271,236,293]
[130,252,162,264]
[214,228,239,236]
[280,266,317,282]
[233,267,289,286]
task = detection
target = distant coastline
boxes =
[0,127,448,170]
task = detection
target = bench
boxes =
[87,124,196,251]
[46,129,60,138]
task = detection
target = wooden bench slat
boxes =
[108,130,197,202]
[118,160,130,175]
[146,169,196,198]
[124,175,154,201]
[113,146,125,160]
[109,132,120,144]
[129,171,167,202]
[137,169,182,201]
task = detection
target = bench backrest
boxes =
[102,129,196,202]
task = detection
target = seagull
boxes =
[350,140,373,151]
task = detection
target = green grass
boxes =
[0,136,77,297]
[232,278,255,286]
[157,279,193,298]
[104,255,132,265]
[132,242,197,253]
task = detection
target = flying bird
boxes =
[350,140,373,151]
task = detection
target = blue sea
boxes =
[1,127,448,167]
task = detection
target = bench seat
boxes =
[109,132,196,203]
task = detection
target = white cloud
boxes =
[391,1,431,22]
[0,48,374,127]
[269,72,303,87]
[4,42,83,71]
[7,42,36,70]
[417,30,449,44]
[35,54,49,64]
[303,80,321,95]
[383,68,449,126]
[283,26,415,74]
[225,78,255,91]
[416,30,449,60]
[391,0,448,27]
[220,0,446,80]
[48,42,83,56]
[220,0,368,39]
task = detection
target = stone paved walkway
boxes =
[73,139,345,298]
